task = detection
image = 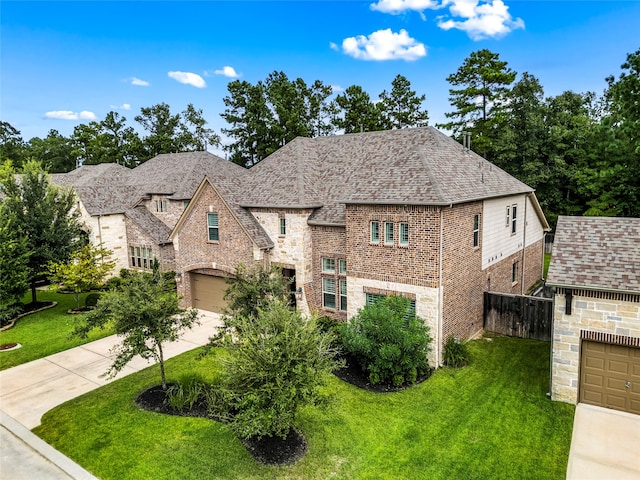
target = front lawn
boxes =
[34,335,574,479]
[0,291,115,370]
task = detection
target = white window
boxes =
[511,205,517,234]
[155,199,168,213]
[506,205,510,227]
[207,213,219,241]
[339,279,347,311]
[322,257,335,273]
[322,277,336,309]
[473,214,480,248]
[400,222,409,245]
[512,261,519,283]
[339,259,346,275]
[371,221,380,243]
[130,245,153,270]
[385,222,394,244]
[280,217,286,236]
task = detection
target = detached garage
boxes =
[548,216,640,414]
[190,272,230,313]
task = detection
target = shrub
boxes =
[317,316,344,349]
[443,336,470,368]
[214,299,342,440]
[341,296,432,386]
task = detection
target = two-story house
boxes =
[170,127,550,364]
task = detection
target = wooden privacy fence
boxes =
[484,292,552,341]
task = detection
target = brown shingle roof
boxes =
[125,206,173,244]
[547,216,640,294]
[241,127,533,225]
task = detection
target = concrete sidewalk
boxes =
[0,310,222,479]
[566,403,640,480]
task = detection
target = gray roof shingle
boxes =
[547,216,640,294]
[241,127,533,225]
[125,206,173,245]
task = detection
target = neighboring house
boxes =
[547,216,640,415]
[51,151,246,274]
[170,127,550,365]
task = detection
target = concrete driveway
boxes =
[0,310,222,479]
[567,403,640,480]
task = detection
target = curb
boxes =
[0,410,98,480]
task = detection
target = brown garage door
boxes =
[580,341,640,415]
[191,273,229,313]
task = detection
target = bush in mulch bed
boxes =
[135,383,307,465]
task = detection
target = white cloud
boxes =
[130,77,150,86]
[168,71,206,88]
[340,29,427,61]
[331,85,344,93]
[370,0,447,14]
[438,0,524,40]
[44,110,97,121]
[110,103,131,110]
[330,42,339,51]
[213,66,240,78]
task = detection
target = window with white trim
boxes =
[506,205,510,227]
[384,222,394,244]
[473,214,480,248]
[511,204,517,234]
[155,199,168,213]
[322,277,336,309]
[339,278,347,311]
[130,245,153,270]
[339,259,346,275]
[280,218,286,236]
[322,257,335,273]
[207,213,219,241]
[512,261,519,283]
[371,221,380,243]
[399,222,409,245]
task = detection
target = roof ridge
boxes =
[417,145,449,204]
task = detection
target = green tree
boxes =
[378,74,429,129]
[331,85,387,133]
[341,295,432,386]
[221,263,291,325]
[221,80,275,167]
[0,159,83,304]
[180,103,221,152]
[438,49,517,159]
[74,261,199,389]
[27,129,75,173]
[584,49,640,217]
[0,202,30,320]
[215,299,341,440]
[0,121,26,168]
[47,243,116,310]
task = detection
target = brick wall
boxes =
[307,225,347,320]
[441,202,484,343]
[173,183,258,307]
[345,204,440,288]
[523,239,543,291]
[125,217,175,272]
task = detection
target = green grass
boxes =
[544,253,552,278]
[34,335,575,479]
[0,291,115,370]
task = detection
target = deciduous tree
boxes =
[74,261,199,389]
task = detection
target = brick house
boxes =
[547,216,640,415]
[170,127,550,364]
[51,151,246,274]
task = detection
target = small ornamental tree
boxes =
[47,243,116,310]
[74,260,199,389]
[341,296,432,386]
[222,263,291,325]
[214,299,342,440]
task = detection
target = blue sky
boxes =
[2,0,639,154]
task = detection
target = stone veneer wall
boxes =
[84,208,128,274]
[551,289,640,403]
[173,183,258,307]
[441,202,484,344]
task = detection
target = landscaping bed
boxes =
[34,335,575,479]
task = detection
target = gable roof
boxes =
[170,176,273,250]
[125,206,173,245]
[547,216,640,295]
[240,127,534,225]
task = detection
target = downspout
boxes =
[437,207,445,367]
[97,215,103,247]
[521,196,527,294]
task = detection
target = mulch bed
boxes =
[333,353,433,393]
[1,301,56,329]
[134,355,430,465]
